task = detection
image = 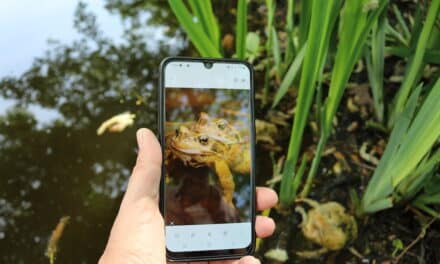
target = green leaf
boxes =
[323,0,388,131]
[424,173,440,195]
[362,84,422,211]
[298,0,312,48]
[284,0,295,64]
[271,26,282,79]
[362,78,440,214]
[389,0,440,127]
[392,239,404,257]
[365,10,386,122]
[416,193,440,205]
[291,154,308,201]
[392,4,411,41]
[385,46,440,64]
[235,0,247,59]
[391,79,440,186]
[188,0,220,47]
[398,150,440,197]
[362,198,394,214]
[168,0,221,57]
[272,44,306,108]
[279,0,342,206]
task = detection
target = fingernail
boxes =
[136,129,146,148]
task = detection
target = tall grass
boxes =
[280,0,388,204]
[361,78,440,214]
[388,0,440,127]
[365,11,386,123]
[279,0,342,206]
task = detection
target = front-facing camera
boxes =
[204,61,213,69]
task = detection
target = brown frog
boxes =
[295,198,358,258]
[166,113,250,206]
[192,112,243,145]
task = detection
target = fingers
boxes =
[255,188,277,238]
[236,256,260,264]
[122,128,162,206]
[256,187,278,211]
[255,215,276,238]
[208,256,260,264]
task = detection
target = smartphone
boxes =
[158,57,256,261]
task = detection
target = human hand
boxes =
[99,128,278,264]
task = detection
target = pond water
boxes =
[0,1,186,262]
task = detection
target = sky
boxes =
[0,0,124,77]
[0,0,124,123]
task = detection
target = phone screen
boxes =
[161,59,254,257]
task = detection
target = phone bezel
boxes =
[158,57,256,262]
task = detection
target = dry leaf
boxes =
[97,112,136,136]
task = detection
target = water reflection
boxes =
[0,1,184,262]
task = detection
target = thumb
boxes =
[122,128,162,206]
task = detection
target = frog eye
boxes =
[198,135,209,145]
[217,120,228,130]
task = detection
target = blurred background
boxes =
[0,0,187,262]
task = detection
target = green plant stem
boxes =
[235,0,247,59]
[298,0,311,49]
[263,0,275,105]
[279,0,341,206]
[386,23,409,46]
[299,132,327,198]
[272,26,282,79]
[299,0,388,200]
[366,11,386,123]
[284,0,295,64]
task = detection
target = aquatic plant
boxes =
[168,0,221,57]
[365,10,386,123]
[280,0,388,205]
[388,0,440,127]
[361,78,440,215]
[279,0,342,206]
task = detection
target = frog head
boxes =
[168,125,227,167]
[194,112,242,145]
